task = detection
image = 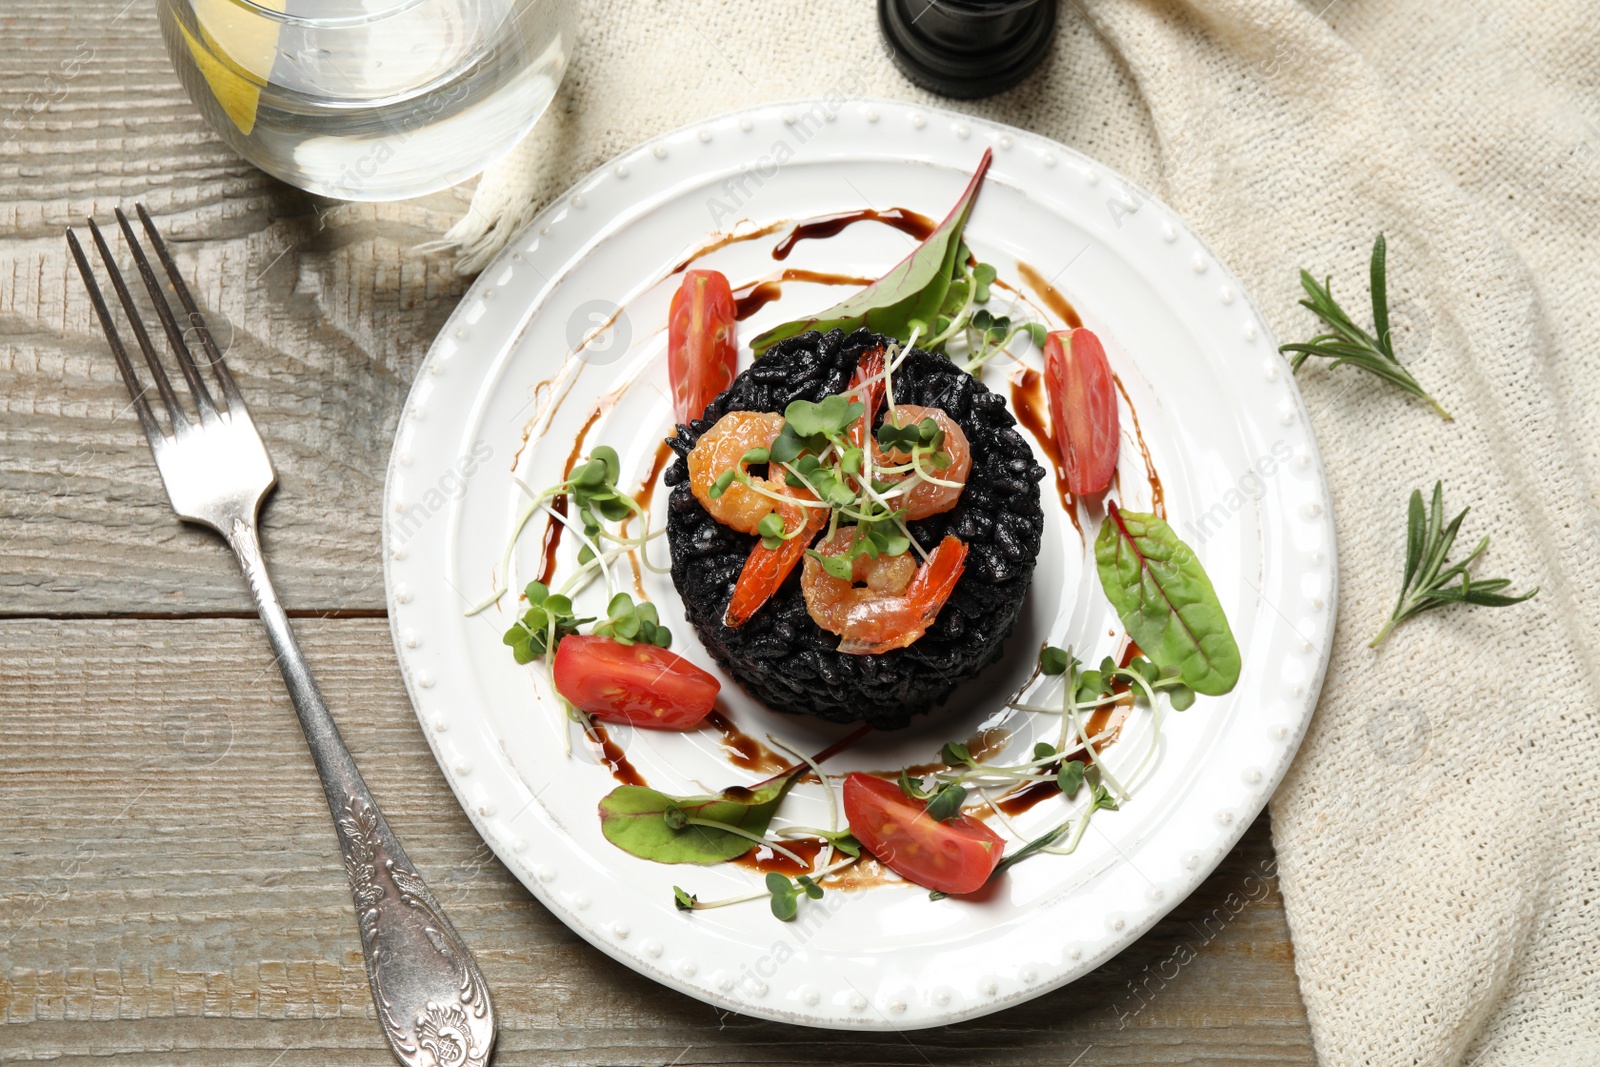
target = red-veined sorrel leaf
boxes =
[1095,502,1240,695]
[750,149,993,353]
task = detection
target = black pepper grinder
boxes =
[878,0,1056,100]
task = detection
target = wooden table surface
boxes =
[0,2,1315,1063]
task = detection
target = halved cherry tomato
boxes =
[842,772,1004,895]
[668,269,738,425]
[552,635,719,729]
[1043,327,1119,495]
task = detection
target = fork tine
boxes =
[134,203,246,413]
[66,228,164,447]
[84,217,190,434]
[113,207,220,422]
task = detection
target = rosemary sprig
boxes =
[1280,235,1451,420]
[1370,481,1537,647]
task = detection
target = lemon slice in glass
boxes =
[177,0,286,136]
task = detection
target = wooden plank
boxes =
[0,617,1314,1064]
[0,0,472,616]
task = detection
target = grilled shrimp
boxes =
[689,411,792,533]
[871,405,971,519]
[801,527,968,654]
[687,411,824,627]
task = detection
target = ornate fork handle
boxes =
[68,206,494,1066]
[227,517,494,1067]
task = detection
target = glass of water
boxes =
[156,0,574,200]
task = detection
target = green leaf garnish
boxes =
[1279,235,1450,420]
[1128,656,1160,685]
[769,425,805,465]
[1369,480,1537,647]
[572,457,606,487]
[940,278,971,317]
[672,886,698,911]
[750,150,993,352]
[760,872,825,922]
[972,262,996,304]
[757,512,786,540]
[501,581,591,663]
[767,872,799,921]
[784,395,864,438]
[1095,502,1241,696]
[875,529,910,557]
[875,417,925,454]
[1056,761,1085,797]
[924,782,967,822]
[591,445,620,484]
[1038,646,1071,676]
[807,549,854,582]
[591,591,673,648]
[599,777,798,865]
[897,768,931,800]
[820,831,862,858]
[940,742,974,766]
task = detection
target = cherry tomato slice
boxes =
[552,635,719,730]
[1043,327,1119,495]
[842,772,1005,895]
[668,269,738,425]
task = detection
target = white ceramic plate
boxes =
[383,99,1335,1031]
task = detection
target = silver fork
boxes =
[68,206,495,1067]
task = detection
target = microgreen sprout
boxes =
[915,641,1196,896]
[784,395,866,440]
[592,592,672,648]
[501,581,592,664]
[923,782,968,822]
[1035,644,1194,712]
[898,768,931,801]
[888,253,1046,374]
[481,447,679,757]
[671,854,860,917]
[958,310,1048,374]
[765,733,848,871]
[778,827,862,858]
[940,741,975,766]
[468,444,667,616]
[766,871,825,921]
[552,446,636,571]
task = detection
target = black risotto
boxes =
[664,328,1045,730]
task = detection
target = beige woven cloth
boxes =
[444,2,1600,1063]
